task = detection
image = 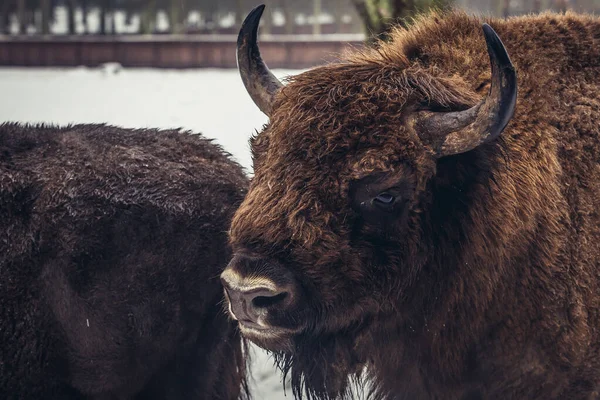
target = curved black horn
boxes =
[237,4,283,116]
[419,23,517,157]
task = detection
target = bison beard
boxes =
[272,333,362,400]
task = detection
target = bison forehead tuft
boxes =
[229,162,349,259]
[231,65,458,253]
[260,63,480,169]
[232,73,417,258]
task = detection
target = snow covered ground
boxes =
[0,66,304,399]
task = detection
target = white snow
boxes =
[0,66,306,399]
[0,67,304,172]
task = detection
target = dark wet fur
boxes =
[0,123,249,399]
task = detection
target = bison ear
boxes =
[237,4,283,116]
[417,24,517,157]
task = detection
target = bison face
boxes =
[223,68,437,349]
[221,5,516,398]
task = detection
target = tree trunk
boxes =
[206,0,217,33]
[313,0,321,35]
[81,0,88,34]
[107,0,114,34]
[17,0,26,34]
[235,0,244,26]
[169,0,183,34]
[66,0,75,34]
[97,0,116,34]
[352,0,381,44]
[140,0,156,34]
[354,0,454,43]
[281,0,294,34]
[352,0,402,43]
[261,7,271,34]
[334,0,344,33]
[502,0,510,17]
[100,0,106,35]
[555,0,569,10]
[392,0,416,23]
[40,0,51,34]
[0,0,10,34]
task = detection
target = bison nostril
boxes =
[252,291,288,309]
[221,262,298,324]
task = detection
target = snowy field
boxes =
[0,66,304,399]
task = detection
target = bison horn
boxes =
[237,4,283,116]
[419,24,517,157]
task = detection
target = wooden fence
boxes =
[0,34,365,69]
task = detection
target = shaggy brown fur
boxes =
[0,123,249,399]
[227,10,600,400]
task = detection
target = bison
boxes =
[0,123,249,399]
[221,4,600,400]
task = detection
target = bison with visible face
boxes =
[221,5,600,400]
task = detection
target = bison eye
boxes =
[350,173,413,222]
[374,192,395,206]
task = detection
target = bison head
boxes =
[222,5,516,399]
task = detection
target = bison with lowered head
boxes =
[221,5,600,400]
[0,123,248,399]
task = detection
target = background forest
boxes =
[1,0,597,37]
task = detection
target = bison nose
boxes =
[221,282,289,325]
[220,255,296,327]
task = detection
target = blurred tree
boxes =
[99,0,106,33]
[168,0,190,33]
[140,0,156,33]
[66,0,75,33]
[500,0,509,16]
[81,0,89,33]
[352,0,451,43]
[334,0,346,32]
[280,0,294,33]
[313,0,321,34]
[169,0,181,33]
[97,0,115,34]
[199,0,217,32]
[7,0,600,37]
[0,0,11,34]
[554,0,569,11]
[234,0,244,25]
[40,0,51,33]
[17,0,26,33]
[262,3,272,33]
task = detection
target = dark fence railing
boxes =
[0,34,366,69]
